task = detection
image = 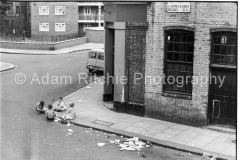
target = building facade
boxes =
[103,2,237,128]
[0,2,31,37]
[31,2,79,41]
[78,2,104,33]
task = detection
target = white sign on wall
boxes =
[167,2,191,12]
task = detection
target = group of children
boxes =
[36,97,77,122]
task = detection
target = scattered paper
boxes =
[98,143,106,147]
[68,129,74,132]
[87,86,91,89]
[175,152,184,156]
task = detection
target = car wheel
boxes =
[89,69,94,73]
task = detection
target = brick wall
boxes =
[125,22,148,104]
[0,37,87,50]
[31,2,79,40]
[85,28,104,43]
[145,2,237,126]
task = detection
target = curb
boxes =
[0,64,16,72]
[69,120,234,160]
[0,48,92,55]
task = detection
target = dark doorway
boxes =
[209,68,237,127]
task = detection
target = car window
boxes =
[98,53,104,60]
[89,52,97,58]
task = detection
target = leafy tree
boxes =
[0,0,10,14]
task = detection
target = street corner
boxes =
[0,62,16,72]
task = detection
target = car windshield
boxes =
[89,52,97,58]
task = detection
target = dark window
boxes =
[16,6,20,14]
[164,30,194,94]
[98,53,104,60]
[211,33,237,66]
[4,20,9,27]
[7,3,13,14]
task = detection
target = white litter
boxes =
[98,143,106,147]
[66,133,72,136]
[87,86,91,89]
[68,129,74,132]
[85,131,90,133]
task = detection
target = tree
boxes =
[0,0,10,15]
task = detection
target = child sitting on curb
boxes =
[63,103,76,120]
[45,104,56,121]
[54,97,67,112]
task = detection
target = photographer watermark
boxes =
[14,72,225,87]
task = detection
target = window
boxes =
[211,33,236,66]
[89,52,97,58]
[16,6,20,14]
[7,3,13,14]
[4,20,9,27]
[84,7,91,15]
[39,6,49,15]
[164,30,194,94]
[55,23,66,32]
[39,23,49,31]
[84,24,91,31]
[98,53,104,60]
[55,6,65,15]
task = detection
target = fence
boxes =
[0,32,86,43]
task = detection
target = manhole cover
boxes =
[92,120,114,126]
[231,140,236,143]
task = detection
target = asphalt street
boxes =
[0,51,202,160]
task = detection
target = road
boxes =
[0,51,202,160]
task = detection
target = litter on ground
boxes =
[87,86,91,89]
[98,143,106,147]
[175,152,184,156]
[68,129,74,132]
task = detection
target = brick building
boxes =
[103,2,237,128]
[30,2,79,41]
[0,2,31,37]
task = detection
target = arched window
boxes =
[164,29,194,94]
[211,31,236,66]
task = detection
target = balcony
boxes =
[78,2,103,6]
[78,13,104,22]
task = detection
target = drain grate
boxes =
[92,120,114,126]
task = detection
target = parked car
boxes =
[86,49,104,73]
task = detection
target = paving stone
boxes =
[124,126,144,133]
[201,130,220,138]
[153,133,174,141]
[161,128,182,136]
[185,139,209,148]
[170,124,190,131]
[133,122,154,128]
[168,135,193,145]
[221,144,236,157]
[110,122,133,130]
[179,130,200,138]
[193,135,215,143]
[202,141,230,153]
[148,124,169,131]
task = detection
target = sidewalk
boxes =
[53,79,236,160]
[0,62,15,72]
[0,43,104,55]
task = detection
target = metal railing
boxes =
[0,32,86,43]
[78,13,104,21]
